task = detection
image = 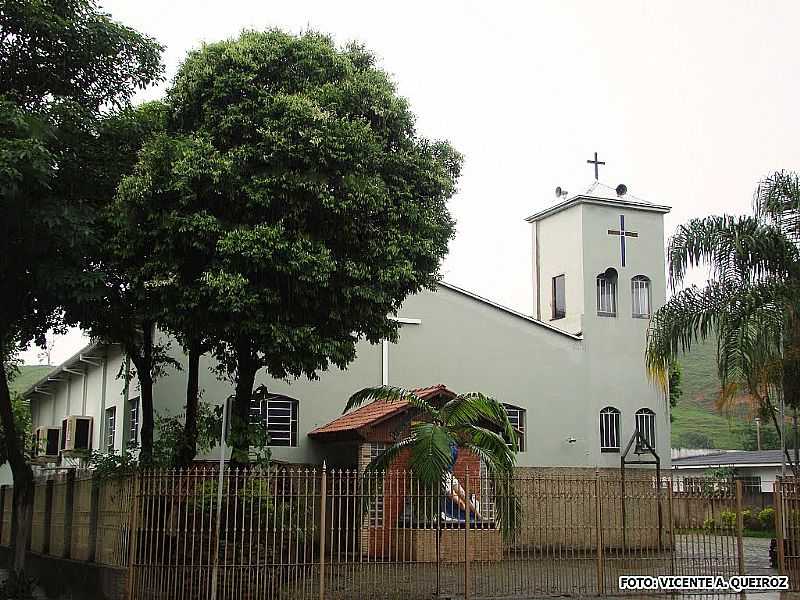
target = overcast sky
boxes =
[19,0,800,364]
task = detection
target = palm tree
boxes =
[646,171,800,471]
[344,385,521,535]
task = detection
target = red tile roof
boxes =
[309,384,455,440]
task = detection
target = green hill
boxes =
[671,338,750,449]
[8,364,52,396]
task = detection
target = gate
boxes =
[776,477,800,589]
[126,468,744,599]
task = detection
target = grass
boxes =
[8,364,52,396]
[671,337,753,450]
[671,399,746,449]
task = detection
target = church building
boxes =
[17,177,672,475]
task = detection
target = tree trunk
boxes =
[130,322,155,465]
[231,339,257,468]
[767,399,797,475]
[0,333,34,571]
[175,339,202,468]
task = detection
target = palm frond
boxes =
[646,278,797,390]
[754,170,800,245]
[461,441,521,538]
[405,422,456,486]
[667,215,798,289]
[452,424,517,472]
[344,385,438,419]
[441,393,518,452]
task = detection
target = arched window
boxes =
[596,268,618,317]
[631,275,652,318]
[635,408,656,451]
[250,394,299,447]
[600,407,621,452]
[503,404,526,452]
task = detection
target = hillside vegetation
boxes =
[672,338,751,449]
[9,365,52,396]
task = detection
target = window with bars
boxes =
[631,276,652,318]
[551,275,566,320]
[367,443,386,526]
[600,406,621,452]
[503,404,526,452]
[596,268,617,316]
[105,407,116,452]
[635,408,656,452]
[250,395,299,447]
[129,397,139,446]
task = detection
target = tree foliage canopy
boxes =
[117,29,461,379]
[114,30,462,459]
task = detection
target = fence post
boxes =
[0,485,6,547]
[594,471,604,595]
[776,481,786,576]
[88,477,101,562]
[735,479,744,576]
[464,467,470,600]
[62,469,75,559]
[668,476,675,576]
[126,472,142,600]
[42,479,53,555]
[319,463,327,600]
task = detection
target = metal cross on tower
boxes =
[607,214,638,267]
[587,152,605,180]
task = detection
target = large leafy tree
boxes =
[72,102,177,465]
[646,171,800,471]
[116,30,462,463]
[0,0,162,569]
[345,386,520,536]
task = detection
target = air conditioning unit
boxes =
[32,426,61,459]
[61,416,93,453]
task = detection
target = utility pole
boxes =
[755,417,762,451]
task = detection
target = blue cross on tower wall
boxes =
[607,215,638,267]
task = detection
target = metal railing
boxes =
[0,468,752,599]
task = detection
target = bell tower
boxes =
[526,180,670,337]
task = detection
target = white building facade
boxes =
[15,181,671,476]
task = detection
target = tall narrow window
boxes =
[596,268,618,316]
[600,407,621,452]
[129,397,140,446]
[635,408,656,451]
[251,394,299,447]
[503,404,526,452]
[367,443,386,526]
[105,407,116,452]
[631,276,652,318]
[552,275,566,320]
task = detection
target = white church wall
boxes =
[580,204,671,467]
[394,285,589,467]
[152,332,383,465]
[532,204,584,334]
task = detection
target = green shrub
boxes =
[743,508,763,531]
[759,507,776,530]
[703,516,716,531]
[719,509,737,529]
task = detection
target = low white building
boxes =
[672,449,787,497]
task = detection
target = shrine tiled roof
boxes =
[308,384,456,440]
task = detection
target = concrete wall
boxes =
[532,204,584,333]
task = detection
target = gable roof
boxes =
[525,181,671,223]
[309,384,456,441]
[672,449,786,469]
